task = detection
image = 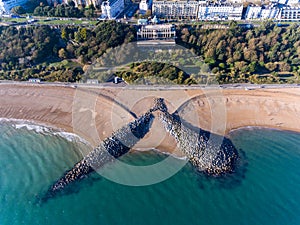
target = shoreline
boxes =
[2,116,298,159]
[0,83,300,155]
[0,117,93,147]
[227,125,300,135]
[0,117,190,162]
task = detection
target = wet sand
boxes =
[1,83,300,155]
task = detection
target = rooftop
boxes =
[142,24,174,30]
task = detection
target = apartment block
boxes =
[101,0,124,19]
[198,2,243,20]
[152,0,199,19]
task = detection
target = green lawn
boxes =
[1,18,28,23]
[49,60,81,68]
[37,19,98,25]
[0,17,98,26]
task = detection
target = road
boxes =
[1,80,299,90]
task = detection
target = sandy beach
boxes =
[1,83,300,155]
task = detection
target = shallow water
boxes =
[0,122,300,225]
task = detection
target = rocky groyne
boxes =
[156,98,238,175]
[44,98,238,200]
[45,110,154,198]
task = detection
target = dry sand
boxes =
[1,83,300,155]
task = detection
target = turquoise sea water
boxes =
[0,121,300,225]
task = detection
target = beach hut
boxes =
[28,78,41,83]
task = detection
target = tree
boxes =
[61,28,67,40]
[33,6,43,16]
[145,10,152,17]
[58,48,67,59]
[11,6,26,15]
[84,8,93,18]
[68,0,76,7]
[80,28,87,41]
[265,62,277,72]
[233,51,242,61]
[279,62,291,72]
[66,43,75,57]
[229,21,238,30]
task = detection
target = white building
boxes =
[260,7,280,19]
[198,3,243,20]
[245,5,281,20]
[278,0,288,4]
[0,0,6,15]
[229,4,243,20]
[1,0,28,13]
[139,0,152,14]
[101,0,124,19]
[137,24,176,40]
[245,6,261,19]
[64,0,101,8]
[278,0,300,5]
[152,0,199,19]
[279,6,300,20]
[287,0,300,5]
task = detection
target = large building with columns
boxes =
[137,24,176,40]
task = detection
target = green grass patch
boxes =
[1,18,28,23]
[49,60,80,68]
[37,19,98,25]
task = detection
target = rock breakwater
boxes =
[156,98,238,175]
[46,110,154,198]
[44,97,238,200]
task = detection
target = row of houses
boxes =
[151,1,243,20]
[2,0,300,22]
[245,4,300,21]
[0,0,242,20]
[150,1,300,21]
[99,0,300,21]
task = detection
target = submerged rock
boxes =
[157,99,238,175]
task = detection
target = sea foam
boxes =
[0,118,91,147]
